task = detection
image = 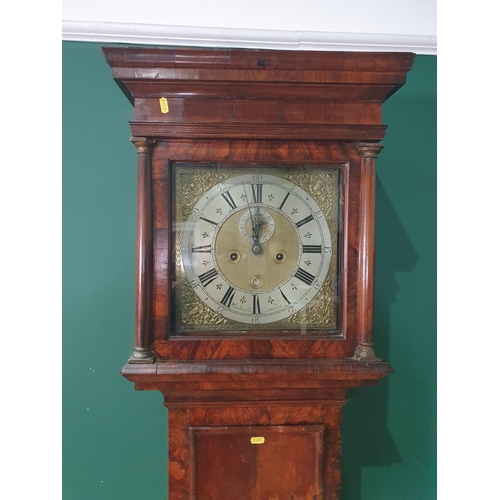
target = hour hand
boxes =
[251,211,263,254]
[251,232,262,254]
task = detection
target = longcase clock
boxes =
[103,47,415,499]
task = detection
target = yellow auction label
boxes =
[250,437,265,445]
[159,97,169,114]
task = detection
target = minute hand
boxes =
[243,184,262,254]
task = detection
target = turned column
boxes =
[355,142,384,361]
[129,137,156,363]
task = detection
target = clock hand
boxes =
[253,207,268,242]
[243,183,262,254]
[254,205,263,233]
[242,184,256,233]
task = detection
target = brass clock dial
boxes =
[181,173,332,324]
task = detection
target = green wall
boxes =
[62,42,436,499]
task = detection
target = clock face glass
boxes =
[172,163,342,335]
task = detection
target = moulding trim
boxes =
[62,21,437,55]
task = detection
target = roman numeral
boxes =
[192,245,211,253]
[296,214,314,228]
[302,245,322,253]
[279,288,290,305]
[198,268,218,287]
[251,184,262,203]
[221,191,237,210]
[199,216,218,227]
[252,294,261,314]
[294,267,315,286]
[278,191,290,210]
[221,286,236,307]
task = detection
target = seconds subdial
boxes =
[239,208,276,245]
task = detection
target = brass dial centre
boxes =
[215,207,299,293]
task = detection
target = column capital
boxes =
[130,137,156,155]
[358,142,384,159]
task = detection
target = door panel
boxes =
[192,425,324,500]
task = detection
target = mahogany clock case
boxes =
[95,45,435,500]
[63,42,436,500]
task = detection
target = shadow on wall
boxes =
[341,178,419,499]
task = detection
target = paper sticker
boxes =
[250,437,265,445]
[159,97,169,114]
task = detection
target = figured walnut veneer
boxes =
[104,47,415,499]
